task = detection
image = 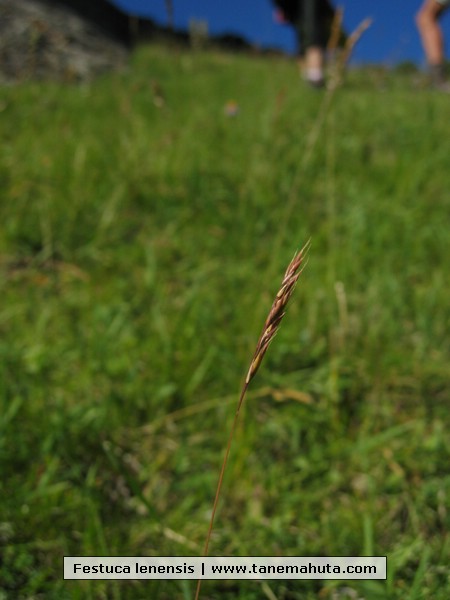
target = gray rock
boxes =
[0,0,129,83]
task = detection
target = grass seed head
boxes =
[245,239,310,384]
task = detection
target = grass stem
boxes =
[195,241,310,600]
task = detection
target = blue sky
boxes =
[112,0,450,66]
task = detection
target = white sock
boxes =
[305,67,324,82]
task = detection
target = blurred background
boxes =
[0,1,449,599]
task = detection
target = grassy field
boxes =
[1,44,449,599]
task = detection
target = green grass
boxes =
[0,44,449,599]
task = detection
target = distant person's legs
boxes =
[296,0,335,87]
[301,0,325,86]
[416,0,450,87]
[303,46,325,86]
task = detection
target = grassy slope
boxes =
[0,45,449,599]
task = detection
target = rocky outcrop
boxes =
[0,0,130,82]
[0,0,262,83]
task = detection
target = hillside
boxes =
[0,44,449,600]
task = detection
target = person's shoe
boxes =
[434,80,450,93]
[430,64,450,91]
[306,76,325,88]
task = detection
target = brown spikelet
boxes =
[327,6,344,54]
[340,17,373,68]
[246,240,310,385]
[195,240,310,600]
[328,16,373,91]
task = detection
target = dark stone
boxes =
[0,0,278,83]
[0,0,130,82]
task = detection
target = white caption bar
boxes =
[64,556,386,580]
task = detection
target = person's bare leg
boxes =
[304,46,325,87]
[416,0,447,85]
[416,0,445,65]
